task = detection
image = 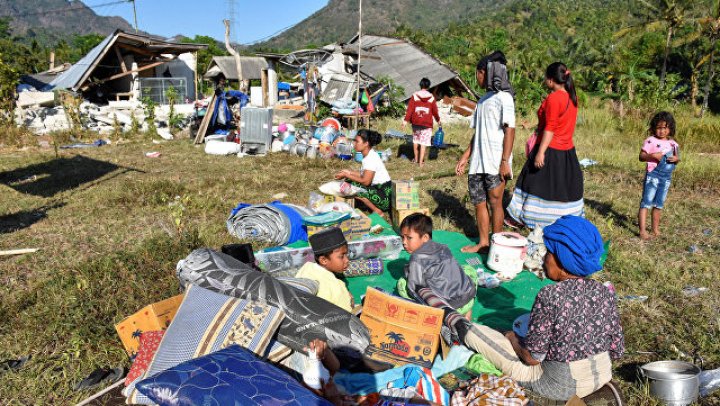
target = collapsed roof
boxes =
[203,56,270,81]
[45,30,207,92]
[345,35,475,101]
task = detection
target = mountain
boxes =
[0,0,136,44]
[256,0,511,51]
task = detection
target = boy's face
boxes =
[318,245,349,274]
[401,227,430,254]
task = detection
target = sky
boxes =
[89,0,329,43]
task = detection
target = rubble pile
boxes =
[14,98,197,139]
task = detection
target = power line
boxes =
[0,0,128,19]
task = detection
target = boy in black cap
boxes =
[295,227,354,312]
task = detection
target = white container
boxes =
[487,232,528,279]
[303,349,329,390]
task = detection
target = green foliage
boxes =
[141,92,158,138]
[0,51,18,126]
[375,76,406,118]
[165,85,183,132]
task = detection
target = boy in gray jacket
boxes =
[399,213,476,319]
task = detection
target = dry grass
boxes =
[0,102,719,404]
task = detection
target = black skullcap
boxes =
[309,227,347,256]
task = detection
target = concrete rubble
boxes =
[14,97,197,138]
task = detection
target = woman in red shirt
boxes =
[506,62,584,229]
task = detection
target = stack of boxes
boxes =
[391,180,429,229]
[304,209,372,241]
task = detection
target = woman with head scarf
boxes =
[506,62,584,230]
[455,51,516,254]
[420,216,624,401]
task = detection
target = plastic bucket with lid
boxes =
[487,232,528,279]
[640,361,700,405]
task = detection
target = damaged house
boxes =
[317,34,476,105]
[40,30,207,104]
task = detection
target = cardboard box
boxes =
[392,180,420,210]
[346,209,371,241]
[115,294,184,356]
[322,194,355,208]
[360,287,443,368]
[392,208,431,230]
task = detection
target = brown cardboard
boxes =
[322,194,355,208]
[346,209,371,240]
[360,287,443,368]
[115,294,184,356]
[392,208,431,229]
[392,180,420,210]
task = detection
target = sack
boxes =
[525,131,538,157]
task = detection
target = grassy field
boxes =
[0,100,719,404]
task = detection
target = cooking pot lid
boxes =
[491,232,528,247]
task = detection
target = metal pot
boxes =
[305,145,318,159]
[640,360,700,405]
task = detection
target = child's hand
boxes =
[667,155,679,163]
[307,339,328,360]
[652,152,664,161]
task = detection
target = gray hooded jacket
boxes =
[405,240,476,309]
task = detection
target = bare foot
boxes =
[419,162,425,168]
[461,244,489,254]
[652,230,661,237]
[639,232,651,240]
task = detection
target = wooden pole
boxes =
[355,0,362,131]
[223,19,245,92]
[194,51,199,101]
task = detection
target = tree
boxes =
[700,0,720,116]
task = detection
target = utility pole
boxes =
[129,0,138,33]
[355,0,362,131]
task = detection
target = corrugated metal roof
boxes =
[319,74,357,104]
[203,56,269,80]
[348,35,468,101]
[44,33,115,91]
[45,30,207,92]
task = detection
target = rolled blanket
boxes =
[176,248,370,365]
[227,201,312,246]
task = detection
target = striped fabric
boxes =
[416,367,451,405]
[125,285,285,404]
[507,187,584,229]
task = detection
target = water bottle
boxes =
[303,348,329,390]
[432,127,444,147]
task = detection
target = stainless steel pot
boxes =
[640,360,700,405]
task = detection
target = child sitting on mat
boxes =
[295,227,354,312]
[398,213,476,320]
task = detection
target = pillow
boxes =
[125,331,164,386]
[343,258,384,278]
[125,285,285,404]
[136,345,333,406]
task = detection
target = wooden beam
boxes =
[117,42,156,57]
[261,68,268,107]
[114,46,128,72]
[97,60,167,84]
[194,94,217,144]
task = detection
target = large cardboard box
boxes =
[392,180,420,210]
[360,287,443,368]
[346,209,372,241]
[392,208,431,230]
[115,294,184,356]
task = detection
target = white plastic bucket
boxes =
[487,232,528,279]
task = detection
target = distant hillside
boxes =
[256,0,511,51]
[0,0,135,44]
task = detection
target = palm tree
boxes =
[700,1,720,116]
[616,0,691,87]
[385,332,405,343]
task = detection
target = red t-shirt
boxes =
[537,90,577,150]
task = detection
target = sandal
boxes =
[504,216,524,230]
[0,355,30,375]
[75,367,124,391]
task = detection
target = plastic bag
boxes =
[318,180,366,197]
[700,368,720,397]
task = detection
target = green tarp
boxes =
[289,213,553,331]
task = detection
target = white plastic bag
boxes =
[204,140,241,155]
[318,180,366,197]
[700,368,720,397]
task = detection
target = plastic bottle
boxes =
[303,348,329,391]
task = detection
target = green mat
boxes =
[289,213,553,331]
